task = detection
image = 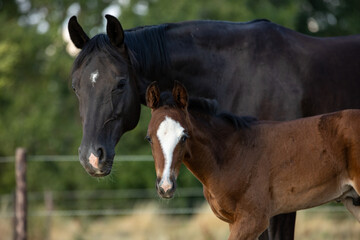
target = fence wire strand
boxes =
[0,155,154,163]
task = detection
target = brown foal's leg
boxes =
[228,212,269,240]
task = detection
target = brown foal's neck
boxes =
[182,113,239,187]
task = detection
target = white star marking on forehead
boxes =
[90,70,99,87]
[157,116,184,183]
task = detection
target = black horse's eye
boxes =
[145,135,152,144]
[117,80,126,89]
[115,77,127,91]
[180,133,189,143]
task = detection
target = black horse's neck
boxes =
[124,19,274,110]
[124,24,171,103]
[125,24,170,77]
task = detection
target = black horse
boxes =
[68,15,360,240]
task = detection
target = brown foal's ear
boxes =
[68,16,90,49]
[172,81,188,109]
[146,82,160,110]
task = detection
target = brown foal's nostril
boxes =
[160,179,173,193]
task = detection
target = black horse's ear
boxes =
[68,16,90,49]
[146,82,160,110]
[172,81,188,110]
[105,14,125,48]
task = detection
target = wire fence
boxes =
[0,188,207,219]
[0,154,351,219]
[0,189,350,219]
[0,155,154,163]
[0,154,208,220]
[1,153,357,240]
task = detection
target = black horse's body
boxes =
[126,19,360,119]
[69,16,360,240]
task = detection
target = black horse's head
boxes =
[68,15,140,177]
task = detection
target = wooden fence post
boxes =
[15,148,27,240]
[44,191,53,240]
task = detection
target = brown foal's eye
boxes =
[180,133,189,143]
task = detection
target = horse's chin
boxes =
[88,168,112,177]
[80,158,113,177]
[157,186,176,199]
[158,192,175,199]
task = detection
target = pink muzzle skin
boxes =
[89,153,99,169]
[159,178,173,193]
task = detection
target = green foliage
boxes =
[120,0,300,28]
[116,106,152,155]
[295,0,360,36]
[0,42,19,88]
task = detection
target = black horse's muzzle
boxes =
[78,145,114,177]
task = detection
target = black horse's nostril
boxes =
[97,147,104,161]
[78,143,113,177]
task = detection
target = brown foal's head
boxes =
[146,81,190,198]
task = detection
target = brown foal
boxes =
[145,82,360,240]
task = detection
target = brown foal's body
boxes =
[146,82,360,239]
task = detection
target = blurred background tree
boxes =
[1,0,360,193]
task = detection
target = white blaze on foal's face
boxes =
[156,116,185,188]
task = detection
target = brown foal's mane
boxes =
[159,91,258,130]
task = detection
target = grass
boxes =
[1,203,360,240]
[295,206,360,240]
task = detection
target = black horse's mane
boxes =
[159,92,257,129]
[72,24,170,78]
[71,20,272,76]
[125,24,170,77]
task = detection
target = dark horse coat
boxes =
[68,15,360,240]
